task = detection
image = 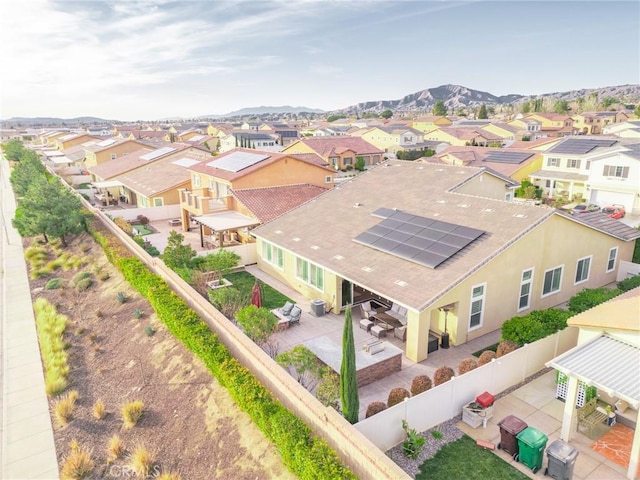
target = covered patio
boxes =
[192,211,259,249]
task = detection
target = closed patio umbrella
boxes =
[251,280,262,308]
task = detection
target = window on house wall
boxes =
[518,268,534,311]
[567,159,581,169]
[575,256,591,284]
[111,153,116,160]
[343,157,353,165]
[603,165,629,178]
[542,265,563,297]
[193,174,201,187]
[505,192,513,201]
[153,198,164,207]
[296,257,324,290]
[585,160,591,170]
[215,181,229,198]
[325,176,332,184]
[607,247,618,272]
[469,283,486,330]
[547,157,560,167]
[138,196,149,208]
[262,241,284,269]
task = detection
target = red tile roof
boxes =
[232,184,329,223]
[295,137,383,157]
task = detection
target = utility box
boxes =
[310,299,326,317]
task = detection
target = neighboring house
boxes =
[525,113,574,137]
[547,287,639,480]
[432,146,543,183]
[357,125,426,154]
[0,129,28,142]
[505,137,565,151]
[36,130,72,146]
[480,122,521,141]
[126,130,171,142]
[83,138,149,168]
[251,160,640,362]
[529,136,640,211]
[178,148,333,246]
[219,132,281,153]
[282,137,383,170]
[573,111,630,135]
[423,127,503,147]
[602,120,640,139]
[411,116,453,133]
[54,133,101,150]
[313,126,352,137]
[85,126,113,136]
[508,117,544,139]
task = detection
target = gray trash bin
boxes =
[545,439,578,479]
[310,299,326,317]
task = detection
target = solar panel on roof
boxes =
[372,207,397,218]
[206,151,270,172]
[97,139,116,147]
[354,209,484,268]
[550,138,617,155]
[484,151,533,164]
[140,146,176,161]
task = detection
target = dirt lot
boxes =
[26,231,296,479]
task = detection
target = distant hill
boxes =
[1,116,113,127]
[336,83,640,114]
[203,105,325,118]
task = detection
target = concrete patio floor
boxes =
[458,371,634,480]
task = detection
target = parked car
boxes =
[571,203,600,215]
[601,204,626,219]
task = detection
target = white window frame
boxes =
[296,257,324,291]
[193,174,201,188]
[542,265,563,297]
[518,268,534,312]
[504,192,513,202]
[547,157,560,167]
[607,247,618,273]
[469,283,486,331]
[153,197,164,207]
[261,241,284,270]
[325,175,333,184]
[574,255,592,285]
[567,159,581,169]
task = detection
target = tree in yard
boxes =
[553,100,570,114]
[12,177,85,246]
[520,102,531,114]
[235,305,278,356]
[477,104,488,119]
[161,231,196,270]
[432,100,447,116]
[276,345,323,389]
[354,156,366,171]
[192,248,240,283]
[9,149,46,197]
[380,109,393,119]
[340,306,359,424]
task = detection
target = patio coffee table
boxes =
[372,312,403,331]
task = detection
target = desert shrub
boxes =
[30,269,51,279]
[116,291,127,304]
[60,441,94,479]
[144,325,156,336]
[75,277,93,292]
[567,287,622,314]
[107,434,125,460]
[433,366,455,386]
[46,258,65,271]
[45,278,64,290]
[365,401,388,418]
[156,471,182,480]
[496,340,519,357]
[54,390,79,427]
[458,357,478,375]
[133,308,144,319]
[93,399,106,419]
[25,245,49,268]
[618,274,640,292]
[71,271,91,285]
[410,375,433,396]
[387,387,411,407]
[114,217,133,235]
[128,444,154,477]
[121,400,144,428]
[98,271,110,281]
[34,297,69,396]
[477,350,496,366]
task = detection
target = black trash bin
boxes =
[545,439,579,479]
[497,415,528,458]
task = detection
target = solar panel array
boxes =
[550,138,617,155]
[353,210,485,269]
[207,151,270,172]
[140,146,176,161]
[484,151,533,164]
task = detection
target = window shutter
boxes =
[603,165,610,176]
[623,166,630,178]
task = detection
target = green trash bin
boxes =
[516,426,548,473]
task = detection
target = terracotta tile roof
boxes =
[295,137,383,157]
[232,184,329,223]
[506,137,562,150]
[88,144,191,180]
[116,154,200,197]
[438,128,502,141]
[435,146,540,176]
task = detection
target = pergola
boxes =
[547,334,640,479]
[192,211,259,248]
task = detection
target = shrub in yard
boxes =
[121,400,144,428]
[75,277,93,292]
[107,434,125,460]
[365,401,388,418]
[71,271,91,286]
[128,444,154,477]
[54,390,79,427]
[98,271,110,281]
[458,357,478,375]
[114,216,133,235]
[433,366,455,386]
[207,286,249,320]
[60,441,94,479]
[34,297,69,396]
[156,471,182,480]
[618,274,640,292]
[136,214,150,225]
[45,278,64,290]
[116,291,127,304]
[133,308,144,319]
[144,325,156,336]
[93,399,106,419]
[387,387,411,407]
[410,375,433,396]
[477,350,496,366]
[402,420,425,459]
[567,287,622,314]
[496,340,519,357]
[501,308,571,345]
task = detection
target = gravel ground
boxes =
[385,366,554,477]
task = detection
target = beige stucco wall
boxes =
[576,327,640,348]
[232,157,332,190]
[454,172,511,200]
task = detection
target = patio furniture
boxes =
[272,301,301,326]
[577,398,608,438]
[371,325,386,338]
[394,325,407,342]
[360,301,376,319]
[360,319,374,332]
[384,302,408,325]
[288,306,302,326]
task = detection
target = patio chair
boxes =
[360,301,376,319]
[288,306,302,326]
[279,301,294,316]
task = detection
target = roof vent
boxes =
[458,203,470,208]
[513,213,527,218]
[394,280,409,287]
[362,266,374,272]
[292,237,301,242]
[354,202,362,207]
[311,245,319,250]
[436,200,447,204]
[332,255,344,261]
[482,208,494,213]
[433,212,441,217]
[274,230,282,234]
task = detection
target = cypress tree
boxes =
[340,306,359,424]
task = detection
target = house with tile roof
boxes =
[355,125,426,154]
[219,132,281,153]
[412,116,453,133]
[178,148,334,247]
[523,113,574,137]
[529,137,640,211]
[603,120,640,139]
[83,138,149,167]
[282,137,383,170]
[423,127,503,147]
[572,111,630,135]
[251,160,640,362]
[480,122,521,141]
[54,133,101,150]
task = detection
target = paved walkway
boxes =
[1,156,59,479]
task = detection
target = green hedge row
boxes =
[92,227,356,480]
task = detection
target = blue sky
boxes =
[1,0,638,120]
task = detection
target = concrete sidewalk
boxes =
[1,156,59,479]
